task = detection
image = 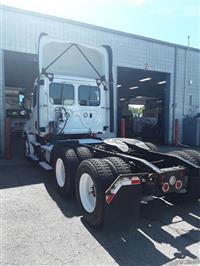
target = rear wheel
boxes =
[76,147,93,162]
[76,158,113,227]
[102,157,131,178]
[167,150,200,201]
[183,149,200,166]
[144,142,158,151]
[79,172,96,213]
[55,148,79,196]
[168,150,198,165]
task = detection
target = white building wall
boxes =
[0,49,5,155]
[1,6,175,72]
[0,5,200,146]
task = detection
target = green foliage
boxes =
[129,106,144,117]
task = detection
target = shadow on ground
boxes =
[82,198,200,265]
[1,157,199,265]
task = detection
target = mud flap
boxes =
[187,176,200,199]
[103,185,142,234]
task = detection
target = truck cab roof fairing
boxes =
[38,35,109,81]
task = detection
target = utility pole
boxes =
[183,35,190,116]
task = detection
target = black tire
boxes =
[76,147,93,162]
[167,150,200,201]
[76,158,113,227]
[183,149,200,166]
[170,150,200,200]
[144,142,158,151]
[102,157,131,178]
[54,148,79,196]
[168,150,198,166]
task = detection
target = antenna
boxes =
[187,35,190,48]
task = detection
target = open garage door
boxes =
[4,50,37,157]
[117,67,170,144]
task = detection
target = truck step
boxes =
[39,161,53,171]
[29,154,39,161]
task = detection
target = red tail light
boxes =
[162,182,170,193]
[175,180,183,190]
[131,179,141,185]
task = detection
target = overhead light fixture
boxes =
[117,84,122,88]
[136,96,143,99]
[158,81,167,84]
[129,86,139,90]
[139,77,151,82]
[120,98,125,101]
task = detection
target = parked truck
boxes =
[23,34,200,228]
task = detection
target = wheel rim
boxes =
[56,158,65,187]
[79,173,96,213]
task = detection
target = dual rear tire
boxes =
[76,159,114,227]
[54,147,131,227]
[54,148,79,196]
[167,149,200,166]
[54,147,93,196]
[76,157,132,227]
[167,149,200,201]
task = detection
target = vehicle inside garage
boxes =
[4,50,37,157]
[117,67,170,143]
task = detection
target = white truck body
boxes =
[24,35,111,138]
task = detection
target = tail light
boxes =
[162,182,170,193]
[175,180,183,190]
[131,178,141,185]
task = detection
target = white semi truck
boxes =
[23,34,200,228]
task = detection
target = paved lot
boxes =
[0,156,199,265]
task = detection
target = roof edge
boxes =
[1,4,200,52]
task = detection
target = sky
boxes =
[1,0,200,48]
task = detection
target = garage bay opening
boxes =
[4,50,37,157]
[117,67,170,144]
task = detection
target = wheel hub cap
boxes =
[56,158,65,187]
[79,173,96,213]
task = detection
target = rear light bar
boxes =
[159,166,187,193]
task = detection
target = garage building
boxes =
[0,5,200,157]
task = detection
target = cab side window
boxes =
[78,85,100,106]
[49,83,74,105]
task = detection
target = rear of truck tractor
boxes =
[51,139,200,229]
